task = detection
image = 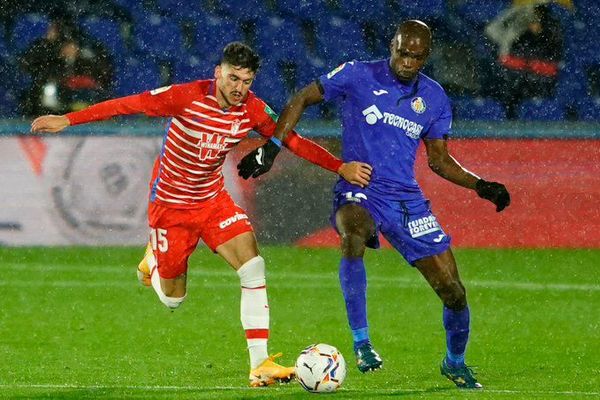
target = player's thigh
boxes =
[198,191,256,269]
[381,199,451,265]
[215,231,259,270]
[414,248,462,288]
[148,202,200,281]
[335,204,376,239]
[414,249,467,308]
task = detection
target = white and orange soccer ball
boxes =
[295,343,346,393]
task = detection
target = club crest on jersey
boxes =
[198,132,227,161]
[231,119,241,135]
[411,97,426,114]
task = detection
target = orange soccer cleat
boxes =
[136,243,154,287]
[249,353,295,387]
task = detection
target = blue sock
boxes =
[443,306,470,367]
[339,257,369,350]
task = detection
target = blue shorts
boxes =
[330,183,451,265]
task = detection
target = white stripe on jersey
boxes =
[159,176,222,192]
[178,115,251,135]
[166,134,205,160]
[154,193,187,204]
[163,150,223,174]
[157,185,220,201]
[182,108,250,125]
[162,158,222,182]
[192,101,245,115]
[164,143,216,175]
[153,86,258,206]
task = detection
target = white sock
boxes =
[237,256,269,369]
[150,265,186,309]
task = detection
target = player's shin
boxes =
[150,267,186,309]
[443,305,470,367]
[237,256,269,368]
[339,257,369,349]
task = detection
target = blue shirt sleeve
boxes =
[423,95,452,139]
[318,61,357,102]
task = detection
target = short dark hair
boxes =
[221,42,261,72]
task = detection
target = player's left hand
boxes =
[30,115,70,134]
[475,179,511,212]
[237,139,281,179]
[338,162,372,188]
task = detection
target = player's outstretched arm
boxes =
[424,138,510,212]
[282,131,372,187]
[237,82,324,179]
[31,115,70,134]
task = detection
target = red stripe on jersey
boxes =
[245,329,269,339]
[65,79,344,209]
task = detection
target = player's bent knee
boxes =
[340,233,368,257]
[237,256,265,288]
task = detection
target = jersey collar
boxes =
[384,58,419,95]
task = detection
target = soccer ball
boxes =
[295,343,346,393]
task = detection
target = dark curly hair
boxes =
[221,42,261,72]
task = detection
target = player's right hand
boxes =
[338,162,372,188]
[30,115,70,134]
[475,179,510,212]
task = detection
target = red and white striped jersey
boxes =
[66,79,343,209]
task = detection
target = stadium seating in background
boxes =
[316,16,369,65]
[173,53,214,82]
[80,17,126,58]
[275,0,330,20]
[10,14,50,53]
[452,97,506,121]
[156,0,203,23]
[336,0,391,24]
[456,0,509,29]
[518,98,565,121]
[219,0,269,22]
[0,38,20,116]
[194,15,244,65]
[250,59,289,110]
[556,63,587,109]
[255,16,306,63]
[114,56,161,96]
[134,14,184,61]
[396,0,447,22]
[575,96,600,121]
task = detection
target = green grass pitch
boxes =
[0,247,598,399]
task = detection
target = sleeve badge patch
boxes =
[327,62,347,79]
[150,86,172,95]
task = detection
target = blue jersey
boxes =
[318,59,452,201]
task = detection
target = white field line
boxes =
[0,383,598,397]
[1,263,599,292]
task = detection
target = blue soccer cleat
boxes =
[440,357,483,389]
[354,342,383,373]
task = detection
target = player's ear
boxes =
[214,65,222,80]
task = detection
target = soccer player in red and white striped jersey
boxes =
[31,42,372,387]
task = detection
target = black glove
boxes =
[475,179,511,212]
[237,139,281,179]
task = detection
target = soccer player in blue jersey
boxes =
[237,20,510,389]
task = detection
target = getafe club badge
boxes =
[411,97,426,114]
